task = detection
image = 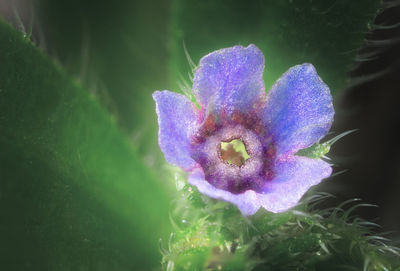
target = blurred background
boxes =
[0,0,399,270]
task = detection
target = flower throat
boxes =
[220,139,250,167]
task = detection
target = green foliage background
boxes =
[1,0,398,270]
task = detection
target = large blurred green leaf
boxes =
[36,0,171,141]
[0,20,170,270]
[169,0,380,94]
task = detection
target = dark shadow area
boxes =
[318,0,400,239]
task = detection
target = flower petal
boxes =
[258,156,332,213]
[261,64,334,156]
[193,44,265,115]
[153,90,199,170]
[188,168,261,215]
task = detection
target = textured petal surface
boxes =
[193,44,265,115]
[261,64,334,156]
[153,91,199,170]
[258,156,332,213]
[188,168,261,215]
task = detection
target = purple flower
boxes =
[153,44,334,215]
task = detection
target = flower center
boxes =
[220,139,250,167]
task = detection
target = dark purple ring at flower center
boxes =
[190,111,277,194]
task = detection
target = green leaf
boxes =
[168,0,380,95]
[0,20,171,270]
[36,0,171,138]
